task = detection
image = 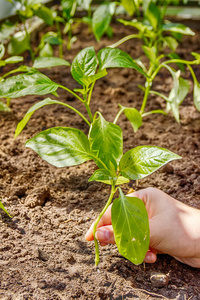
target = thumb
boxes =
[95,225,115,244]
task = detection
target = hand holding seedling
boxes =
[86,187,200,268]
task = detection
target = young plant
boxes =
[24,113,181,265]
[6,0,55,60]
[0,46,181,265]
[0,43,23,111]
[110,0,200,125]
[0,46,146,133]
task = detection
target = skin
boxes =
[85,187,200,268]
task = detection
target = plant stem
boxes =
[140,80,151,114]
[164,58,198,66]
[187,64,197,84]
[109,34,140,48]
[84,101,93,122]
[23,21,34,61]
[93,185,116,266]
[113,105,124,124]
[87,81,95,106]
[56,100,90,126]
[58,85,84,102]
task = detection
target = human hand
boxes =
[85,187,200,268]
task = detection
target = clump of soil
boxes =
[0,21,200,299]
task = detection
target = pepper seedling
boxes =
[24,113,181,265]
[109,0,200,125]
[0,46,181,265]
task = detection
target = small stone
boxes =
[25,187,50,208]
[150,272,169,288]
[162,164,174,174]
[36,248,49,261]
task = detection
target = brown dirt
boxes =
[0,21,200,300]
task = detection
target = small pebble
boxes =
[150,272,169,288]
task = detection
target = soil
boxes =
[0,20,200,300]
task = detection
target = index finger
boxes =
[85,204,112,241]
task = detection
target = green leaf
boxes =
[4,56,24,64]
[0,72,59,98]
[162,22,195,36]
[145,2,161,30]
[15,98,66,138]
[0,44,5,60]
[33,4,54,25]
[163,36,178,52]
[77,0,92,11]
[39,43,53,57]
[8,31,30,55]
[88,169,116,185]
[0,199,12,218]
[26,127,92,167]
[191,52,200,63]
[142,46,156,63]
[167,53,185,72]
[0,100,11,112]
[44,35,62,45]
[165,66,190,122]
[33,57,70,69]
[71,47,98,86]
[92,3,115,41]
[89,113,123,170]
[121,0,139,16]
[112,188,149,265]
[97,48,147,77]
[119,145,181,180]
[119,105,142,132]
[78,69,107,88]
[118,19,151,35]
[0,21,16,42]
[194,81,200,111]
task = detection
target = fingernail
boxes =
[145,253,153,263]
[96,229,111,242]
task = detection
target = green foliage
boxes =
[119,146,181,180]
[25,112,180,265]
[26,127,92,167]
[112,188,149,265]
[115,0,199,122]
[1,41,180,266]
[0,199,12,218]
[92,3,115,41]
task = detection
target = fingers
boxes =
[85,205,112,241]
[96,225,115,245]
[144,249,157,264]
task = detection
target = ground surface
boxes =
[0,20,200,300]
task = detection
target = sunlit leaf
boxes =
[119,105,142,132]
[0,100,11,112]
[162,22,195,36]
[33,57,70,69]
[71,47,98,86]
[0,199,12,218]
[0,72,59,98]
[112,188,149,265]
[26,127,92,167]
[92,3,115,41]
[119,145,181,180]
[89,113,123,170]
[97,48,147,76]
